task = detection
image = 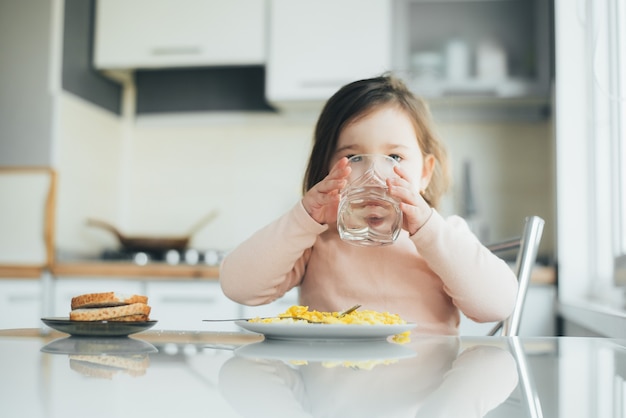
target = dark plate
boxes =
[41,317,157,337]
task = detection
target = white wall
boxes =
[440,120,554,248]
[55,93,126,255]
[53,91,555,258]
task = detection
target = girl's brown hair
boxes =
[302,74,450,209]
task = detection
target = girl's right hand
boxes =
[301,157,351,225]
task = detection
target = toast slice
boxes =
[71,292,148,310]
[106,314,150,322]
[69,303,151,321]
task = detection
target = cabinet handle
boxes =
[150,46,203,56]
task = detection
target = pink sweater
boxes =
[220,202,518,335]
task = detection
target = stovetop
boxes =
[100,248,223,266]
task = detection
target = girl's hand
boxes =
[387,165,433,235]
[302,158,351,225]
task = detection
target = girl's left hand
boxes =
[387,165,433,236]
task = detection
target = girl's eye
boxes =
[389,154,402,162]
[347,154,361,162]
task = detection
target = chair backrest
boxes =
[487,215,545,337]
[0,167,57,277]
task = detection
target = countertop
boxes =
[1,261,554,283]
[0,262,220,280]
[558,298,626,338]
[1,327,623,417]
[51,261,220,280]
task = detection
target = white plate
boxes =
[235,339,416,363]
[235,321,416,341]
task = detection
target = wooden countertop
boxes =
[0,264,47,278]
[51,262,220,280]
[2,261,555,284]
[0,262,219,280]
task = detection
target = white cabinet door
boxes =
[94,0,266,69]
[266,0,392,107]
[0,281,41,329]
[146,281,239,332]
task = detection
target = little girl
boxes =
[219,75,518,335]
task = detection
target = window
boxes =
[583,0,626,289]
[598,0,626,285]
[556,0,626,308]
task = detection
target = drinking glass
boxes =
[337,154,402,246]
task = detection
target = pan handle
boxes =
[186,209,219,236]
[86,218,125,240]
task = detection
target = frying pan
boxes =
[86,210,218,252]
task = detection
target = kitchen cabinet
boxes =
[394,0,552,100]
[93,0,267,70]
[265,0,551,111]
[145,282,239,332]
[265,0,393,108]
[0,281,42,329]
[0,1,56,166]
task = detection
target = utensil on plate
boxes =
[338,304,361,317]
[203,304,362,324]
[203,316,322,324]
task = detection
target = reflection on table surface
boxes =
[40,336,158,379]
[1,330,626,418]
[222,337,518,417]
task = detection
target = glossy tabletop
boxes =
[1,328,625,418]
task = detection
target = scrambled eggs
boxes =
[249,305,411,344]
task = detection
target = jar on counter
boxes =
[445,38,471,81]
[476,39,508,81]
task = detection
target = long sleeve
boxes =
[220,202,519,334]
[410,211,519,323]
[219,202,327,306]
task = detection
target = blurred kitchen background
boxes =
[1,0,556,255]
[2,0,622,337]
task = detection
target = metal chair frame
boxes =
[487,216,545,337]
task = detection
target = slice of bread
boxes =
[70,302,151,321]
[106,314,150,322]
[71,292,148,310]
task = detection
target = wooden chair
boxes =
[487,216,545,337]
[0,167,57,278]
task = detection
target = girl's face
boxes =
[332,105,435,191]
